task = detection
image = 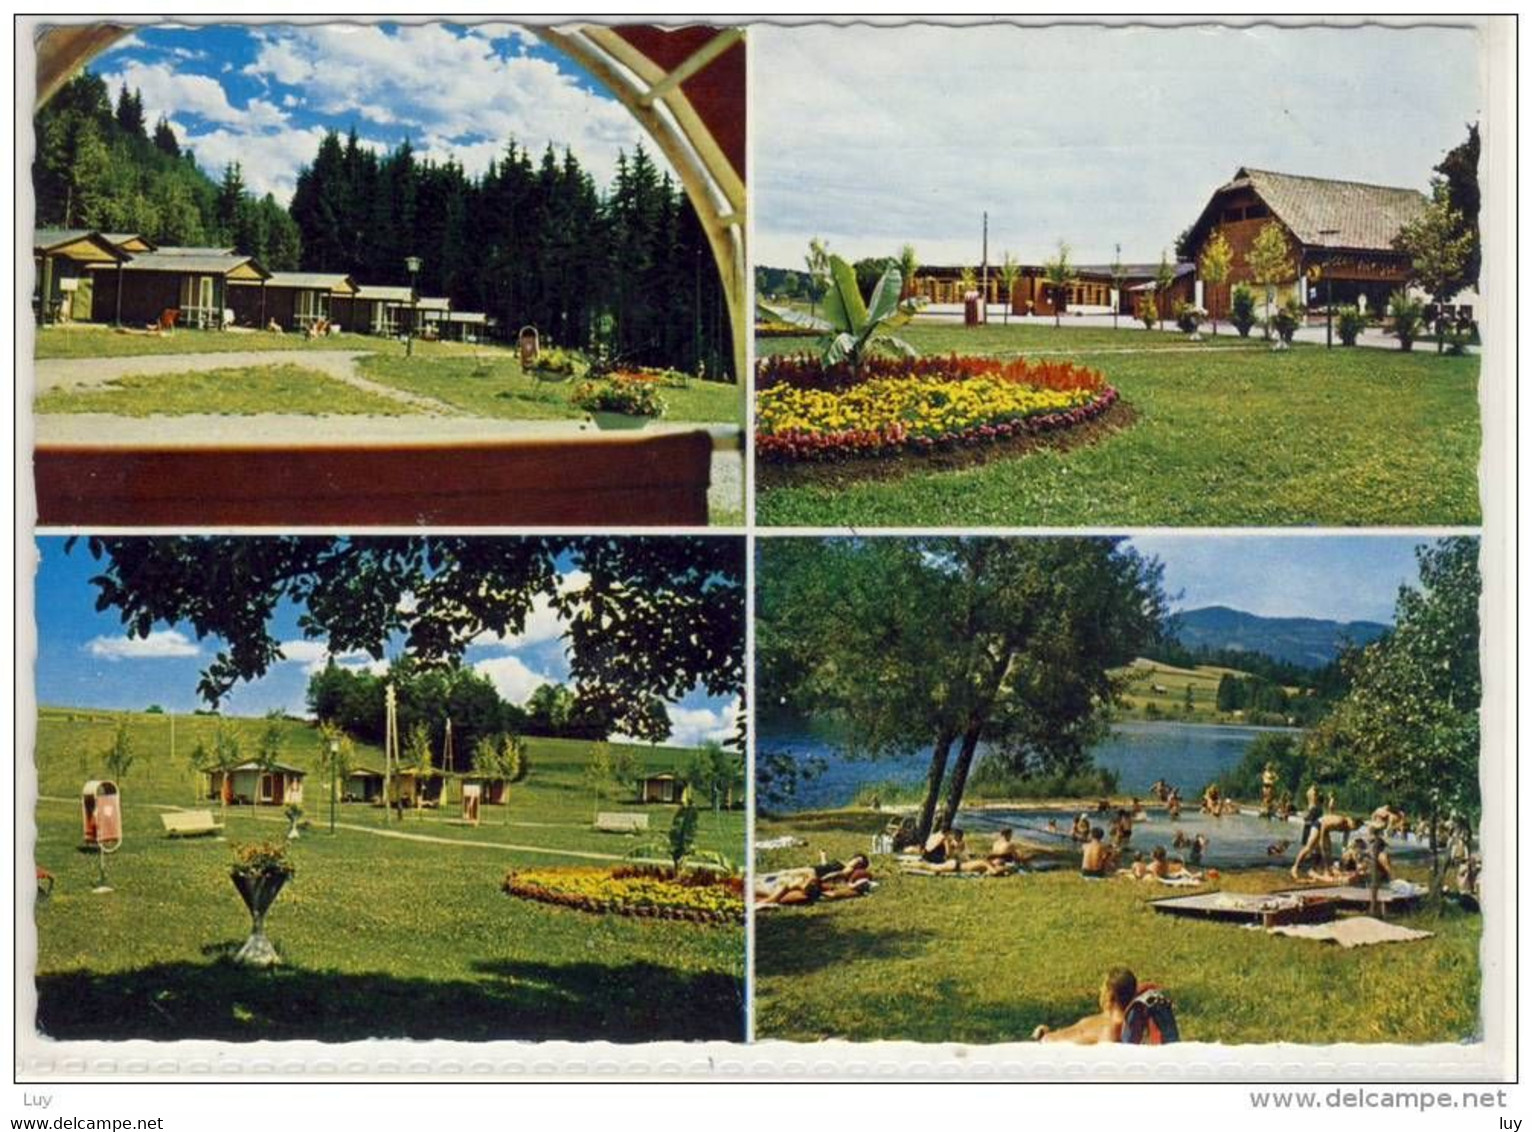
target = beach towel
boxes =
[1267,916,1434,948]
[755,835,808,852]
[1153,873,1205,887]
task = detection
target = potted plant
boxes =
[1229,283,1258,338]
[1270,298,1303,350]
[229,840,294,967]
[1388,290,1425,352]
[1335,305,1366,347]
[1173,301,1205,341]
[283,802,303,840]
[573,376,666,430]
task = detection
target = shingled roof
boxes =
[1197,167,1429,253]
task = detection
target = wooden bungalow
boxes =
[1183,167,1429,319]
[636,772,686,804]
[90,248,270,329]
[427,310,489,342]
[338,285,414,335]
[228,271,359,331]
[206,761,306,807]
[408,296,451,336]
[343,766,384,803]
[393,768,445,808]
[33,228,130,323]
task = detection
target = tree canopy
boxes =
[74,536,745,744]
[758,537,1167,836]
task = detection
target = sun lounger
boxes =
[594,812,649,834]
[160,809,224,838]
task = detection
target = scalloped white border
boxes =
[13,12,1516,1082]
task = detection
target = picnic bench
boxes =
[594,812,649,834]
[160,809,224,838]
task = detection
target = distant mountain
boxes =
[1171,605,1390,668]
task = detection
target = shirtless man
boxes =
[1033,967,1139,1044]
[1166,791,1183,821]
[1150,845,1202,882]
[1070,813,1092,842]
[1081,828,1112,877]
[1291,813,1359,879]
[989,827,1027,866]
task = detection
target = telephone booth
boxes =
[81,780,122,848]
[517,326,540,368]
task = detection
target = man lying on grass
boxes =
[1033,967,1139,1044]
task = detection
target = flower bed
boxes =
[502,865,745,925]
[756,353,1118,463]
[571,375,666,418]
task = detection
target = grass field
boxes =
[33,326,487,361]
[754,811,1480,1044]
[31,707,745,1042]
[358,354,744,425]
[756,325,1480,527]
[34,364,419,418]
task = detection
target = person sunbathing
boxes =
[989,827,1028,866]
[754,867,820,906]
[1149,845,1202,882]
[1121,851,1150,880]
[1291,813,1358,879]
[1033,967,1139,1044]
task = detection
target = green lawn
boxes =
[33,326,489,361]
[756,326,1481,527]
[754,811,1480,1045]
[358,354,744,425]
[31,707,745,1042]
[34,364,419,417]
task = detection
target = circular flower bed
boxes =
[502,865,745,925]
[756,353,1119,463]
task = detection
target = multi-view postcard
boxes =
[17,14,1514,1092]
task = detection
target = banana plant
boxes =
[765,254,916,377]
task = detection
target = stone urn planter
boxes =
[589,410,651,431]
[573,376,665,432]
[229,841,294,968]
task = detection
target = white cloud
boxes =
[176,123,337,200]
[470,570,589,650]
[474,654,553,705]
[276,639,386,676]
[86,629,199,661]
[241,24,647,188]
[101,60,289,131]
[618,697,740,749]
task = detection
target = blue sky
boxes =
[30,538,739,748]
[1126,534,1434,625]
[754,20,1484,267]
[94,22,649,202]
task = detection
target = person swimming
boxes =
[1071,813,1093,842]
[1187,833,1208,867]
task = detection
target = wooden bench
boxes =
[594,812,649,834]
[161,810,224,838]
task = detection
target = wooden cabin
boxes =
[343,766,384,803]
[339,285,414,335]
[228,271,359,331]
[637,772,685,804]
[33,228,129,323]
[90,248,269,329]
[206,761,306,807]
[428,310,489,342]
[1183,167,1429,319]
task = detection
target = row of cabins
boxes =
[32,229,490,340]
[907,167,1467,323]
[201,762,695,808]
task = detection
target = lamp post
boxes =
[1318,228,1340,350]
[328,738,339,835]
[404,255,422,357]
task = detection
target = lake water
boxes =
[758,718,1301,813]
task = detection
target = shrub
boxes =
[1137,296,1159,330]
[1335,305,1366,346]
[571,376,665,418]
[1229,284,1258,338]
[529,345,585,378]
[1173,302,1205,335]
[1388,290,1425,352]
[1271,298,1303,345]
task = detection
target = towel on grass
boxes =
[1268,916,1434,948]
[755,835,808,852]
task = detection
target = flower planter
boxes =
[589,410,653,431]
[231,868,289,967]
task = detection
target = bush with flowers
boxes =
[502,865,745,925]
[756,352,1118,463]
[571,375,666,418]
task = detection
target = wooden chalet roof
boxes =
[219,760,307,775]
[354,285,414,303]
[1191,167,1429,253]
[233,271,358,295]
[33,228,128,264]
[152,244,237,256]
[120,250,269,280]
[101,232,156,253]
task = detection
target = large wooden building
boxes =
[1182,167,1429,318]
[90,249,270,328]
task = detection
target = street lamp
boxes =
[1318,229,1340,350]
[404,254,422,357]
